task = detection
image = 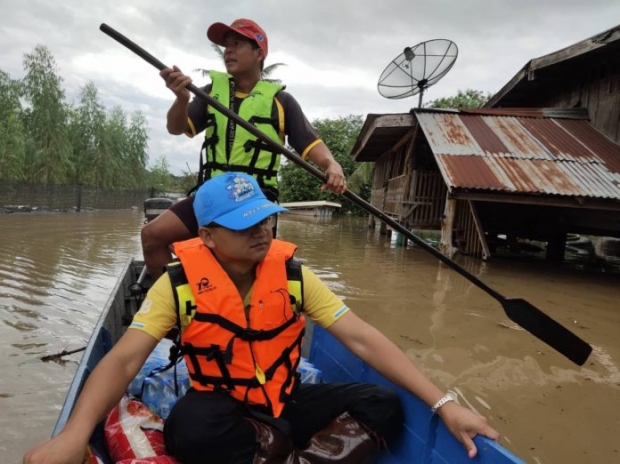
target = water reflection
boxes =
[278,215,620,464]
[0,210,143,463]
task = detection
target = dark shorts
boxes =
[170,188,280,236]
[163,383,403,464]
[169,196,199,235]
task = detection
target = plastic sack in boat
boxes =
[298,357,322,384]
[127,338,190,419]
[104,396,168,462]
[141,361,190,420]
[128,339,180,397]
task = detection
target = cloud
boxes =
[1,0,619,174]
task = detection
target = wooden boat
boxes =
[53,258,524,463]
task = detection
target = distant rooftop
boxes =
[280,201,342,209]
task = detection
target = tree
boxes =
[0,46,153,188]
[0,71,26,180]
[279,115,368,214]
[425,89,493,109]
[194,44,286,84]
[148,154,175,192]
[0,113,26,181]
[97,106,128,189]
[22,45,72,184]
[68,82,106,185]
[125,111,149,188]
[0,70,23,122]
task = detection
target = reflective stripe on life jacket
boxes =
[169,237,305,417]
[201,70,285,191]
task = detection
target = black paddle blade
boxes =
[502,297,592,366]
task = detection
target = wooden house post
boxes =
[546,232,567,262]
[468,200,491,260]
[440,196,457,258]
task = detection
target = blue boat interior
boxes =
[52,261,524,463]
[310,325,524,464]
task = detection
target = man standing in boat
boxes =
[141,18,347,280]
[24,172,499,464]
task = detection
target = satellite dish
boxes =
[378,39,458,108]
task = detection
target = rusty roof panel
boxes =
[484,117,554,160]
[416,113,482,155]
[518,118,600,162]
[414,111,620,200]
[436,156,620,198]
[556,119,620,173]
[459,116,509,154]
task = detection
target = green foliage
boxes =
[174,168,199,194]
[68,81,106,185]
[0,45,154,190]
[0,71,26,180]
[0,71,23,121]
[347,163,374,194]
[0,113,26,180]
[147,155,175,192]
[22,45,72,184]
[279,115,370,215]
[426,89,493,109]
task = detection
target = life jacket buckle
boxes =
[243,139,255,153]
[244,328,266,341]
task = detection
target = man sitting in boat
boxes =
[23,173,499,464]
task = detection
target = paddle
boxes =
[100,23,593,366]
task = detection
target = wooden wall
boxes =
[369,131,448,232]
[534,56,620,143]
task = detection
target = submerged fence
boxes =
[0,181,166,212]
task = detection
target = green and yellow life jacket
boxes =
[200,71,285,193]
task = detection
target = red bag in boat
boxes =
[116,457,179,464]
[104,396,171,462]
[83,446,104,463]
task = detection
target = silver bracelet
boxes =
[431,392,456,414]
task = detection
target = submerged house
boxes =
[351,24,620,260]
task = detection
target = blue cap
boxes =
[193,173,286,229]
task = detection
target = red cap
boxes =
[207,19,268,56]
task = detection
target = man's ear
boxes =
[255,48,266,65]
[198,227,215,249]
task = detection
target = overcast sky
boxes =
[2,0,619,174]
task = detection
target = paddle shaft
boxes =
[99,23,502,299]
[100,24,592,365]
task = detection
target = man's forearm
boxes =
[60,331,158,441]
[329,313,445,407]
[305,142,338,170]
[167,97,190,135]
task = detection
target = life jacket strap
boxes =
[191,312,299,341]
[241,137,279,189]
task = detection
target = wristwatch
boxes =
[431,392,457,414]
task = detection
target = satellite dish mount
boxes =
[378,39,458,108]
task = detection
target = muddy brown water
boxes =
[1,210,619,463]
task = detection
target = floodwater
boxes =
[1,210,619,464]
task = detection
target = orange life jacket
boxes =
[172,237,306,417]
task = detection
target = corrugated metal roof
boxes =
[414,110,620,200]
[460,107,590,119]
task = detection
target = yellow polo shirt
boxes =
[130,266,349,341]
